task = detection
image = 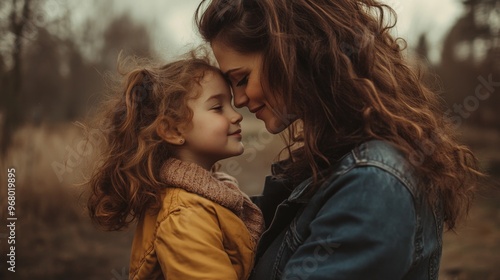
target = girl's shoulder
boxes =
[158,188,218,216]
[156,187,241,224]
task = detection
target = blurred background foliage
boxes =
[0,0,156,155]
[0,0,498,279]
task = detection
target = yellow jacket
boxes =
[129,159,263,280]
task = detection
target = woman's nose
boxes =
[232,88,249,108]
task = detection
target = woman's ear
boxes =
[156,120,185,145]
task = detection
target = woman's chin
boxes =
[264,120,287,134]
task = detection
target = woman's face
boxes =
[212,41,294,134]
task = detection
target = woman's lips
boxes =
[251,106,265,119]
[250,105,265,114]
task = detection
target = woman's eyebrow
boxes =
[223,67,243,77]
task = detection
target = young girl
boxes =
[86,55,264,280]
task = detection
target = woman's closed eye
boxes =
[236,75,249,87]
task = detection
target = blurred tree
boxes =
[17,12,155,123]
[73,13,155,120]
[73,13,155,121]
[63,40,97,121]
[439,0,500,127]
[0,1,155,157]
[0,53,6,104]
[416,34,430,62]
[412,33,441,93]
[20,28,65,123]
[0,0,32,156]
[100,13,154,70]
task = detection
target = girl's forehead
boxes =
[188,71,231,101]
[200,70,227,85]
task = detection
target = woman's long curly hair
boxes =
[87,54,220,231]
[196,0,481,230]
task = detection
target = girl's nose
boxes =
[231,109,243,124]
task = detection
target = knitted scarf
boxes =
[160,158,265,246]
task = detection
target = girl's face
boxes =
[212,41,294,134]
[180,71,244,170]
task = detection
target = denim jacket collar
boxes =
[270,160,314,204]
[287,176,314,203]
[275,150,354,204]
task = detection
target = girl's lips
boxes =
[229,129,242,139]
[229,129,241,135]
[229,133,242,141]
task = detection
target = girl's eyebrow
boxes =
[204,92,230,103]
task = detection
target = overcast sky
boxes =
[156,0,463,62]
[390,0,464,62]
[67,0,465,63]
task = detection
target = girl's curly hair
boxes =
[87,53,221,231]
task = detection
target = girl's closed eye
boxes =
[236,75,249,87]
[211,104,223,111]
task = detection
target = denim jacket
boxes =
[250,140,444,280]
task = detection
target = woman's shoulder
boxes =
[334,140,416,182]
[284,140,421,204]
[333,140,413,172]
[352,140,415,171]
[329,140,421,196]
[265,140,419,200]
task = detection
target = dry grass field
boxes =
[0,121,498,279]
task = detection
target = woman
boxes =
[196,0,480,279]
